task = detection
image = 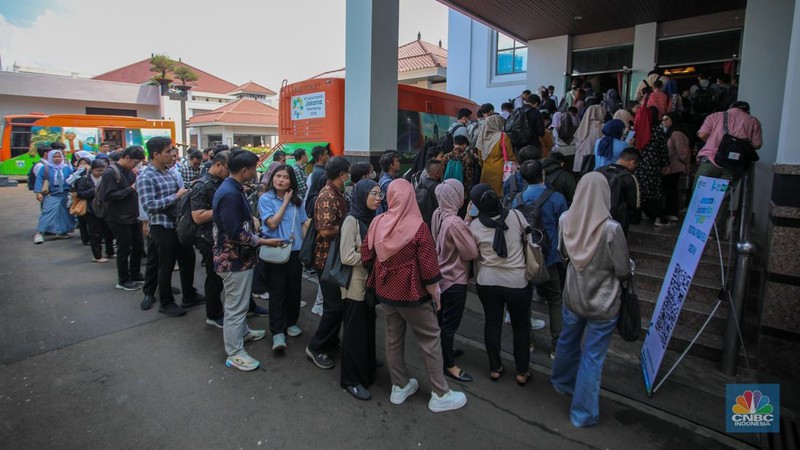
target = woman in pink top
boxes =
[431,179,479,382]
[661,113,692,221]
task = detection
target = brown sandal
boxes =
[490,366,504,381]
[516,372,532,386]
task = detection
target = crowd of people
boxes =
[26,69,762,427]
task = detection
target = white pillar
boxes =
[526,35,569,95]
[344,0,399,160]
[630,22,657,101]
[775,1,800,165]
[196,128,203,149]
[738,0,796,236]
[222,126,234,147]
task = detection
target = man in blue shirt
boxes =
[514,160,569,360]
[376,151,400,214]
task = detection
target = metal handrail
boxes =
[720,166,756,375]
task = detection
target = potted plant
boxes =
[149,53,176,95]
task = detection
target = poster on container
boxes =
[640,176,729,395]
[291,92,326,120]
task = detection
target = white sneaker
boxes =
[311,304,323,317]
[33,233,44,244]
[428,389,467,413]
[287,325,302,337]
[300,301,307,308]
[225,352,260,371]
[390,378,419,405]
[531,319,546,330]
[244,329,266,342]
[504,311,511,325]
[252,292,269,300]
[654,218,672,227]
[665,215,679,222]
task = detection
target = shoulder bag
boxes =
[69,192,87,216]
[320,229,353,288]
[714,111,759,172]
[259,203,297,264]
[512,210,549,283]
[617,278,641,341]
[501,133,517,183]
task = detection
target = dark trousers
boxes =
[148,225,197,306]
[259,252,302,335]
[85,213,114,260]
[341,296,376,389]
[476,283,532,375]
[642,199,666,223]
[662,172,681,217]
[535,264,564,348]
[109,221,143,284]
[197,239,224,320]
[437,284,468,369]
[77,215,90,244]
[308,277,344,353]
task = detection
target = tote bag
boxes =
[259,204,297,264]
[512,210,549,283]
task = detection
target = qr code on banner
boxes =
[653,263,692,349]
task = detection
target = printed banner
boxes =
[641,176,729,394]
[291,92,326,120]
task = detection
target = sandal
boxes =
[516,372,532,386]
[490,366,504,381]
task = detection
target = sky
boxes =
[0,0,450,91]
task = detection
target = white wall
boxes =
[0,94,161,120]
[630,22,658,100]
[775,0,800,165]
[447,10,526,106]
[526,35,569,96]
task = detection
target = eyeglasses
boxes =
[368,191,385,199]
[661,118,670,122]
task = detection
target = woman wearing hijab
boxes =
[33,150,74,244]
[573,105,606,172]
[474,114,514,195]
[633,106,671,226]
[76,159,115,262]
[613,109,636,145]
[361,179,467,413]
[339,179,381,401]
[661,112,691,221]
[593,119,627,170]
[602,89,620,114]
[551,172,632,428]
[431,179,479,383]
[468,183,533,386]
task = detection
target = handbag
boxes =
[320,232,353,288]
[69,193,88,216]
[40,165,50,195]
[714,111,759,172]
[617,278,641,341]
[299,219,318,269]
[258,204,297,264]
[501,133,518,183]
[512,210,549,283]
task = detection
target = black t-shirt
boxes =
[190,174,223,243]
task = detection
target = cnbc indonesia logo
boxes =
[727,385,780,433]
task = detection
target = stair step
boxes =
[638,291,728,336]
[629,249,728,282]
[634,267,724,306]
[628,226,733,261]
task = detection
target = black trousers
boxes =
[437,284,468,369]
[148,225,197,306]
[340,296,376,389]
[259,252,302,335]
[662,172,681,217]
[197,239,224,320]
[308,277,344,353]
[534,264,564,347]
[642,199,666,223]
[108,221,143,284]
[85,213,114,260]
[476,283,532,375]
[77,215,90,244]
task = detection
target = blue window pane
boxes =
[514,48,528,73]
[497,50,513,74]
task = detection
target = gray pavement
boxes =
[0,184,748,449]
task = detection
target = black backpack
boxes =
[415,180,439,227]
[557,114,577,145]
[440,124,465,153]
[513,188,554,252]
[504,105,534,146]
[92,164,121,219]
[27,164,39,191]
[176,178,212,246]
[693,86,715,114]
[714,111,759,172]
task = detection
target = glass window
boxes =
[571,45,633,74]
[10,126,32,158]
[658,30,742,66]
[495,31,527,75]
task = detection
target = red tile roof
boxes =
[92,58,239,94]
[227,81,276,96]
[188,98,278,126]
[313,39,447,78]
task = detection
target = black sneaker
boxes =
[181,293,206,308]
[305,347,334,370]
[130,273,145,284]
[116,281,141,291]
[140,295,156,311]
[158,302,186,317]
[171,286,182,295]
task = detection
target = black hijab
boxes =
[469,183,509,258]
[349,179,378,238]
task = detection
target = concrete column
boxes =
[196,128,203,149]
[630,22,657,101]
[526,35,569,95]
[343,0,399,161]
[737,0,795,238]
[222,126,234,147]
[776,1,800,165]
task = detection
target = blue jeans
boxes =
[550,305,617,428]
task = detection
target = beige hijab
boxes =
[562,172,612,271]
[613,109,634,127]
[474,114,505,161]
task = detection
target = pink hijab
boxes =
[431,179,464,252]
[367,178,423,262]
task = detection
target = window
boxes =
[10,126,32,158]
[658,30,742,66]
[571,45,633,74]
[86,107,137,117]
[495,32,527,75]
